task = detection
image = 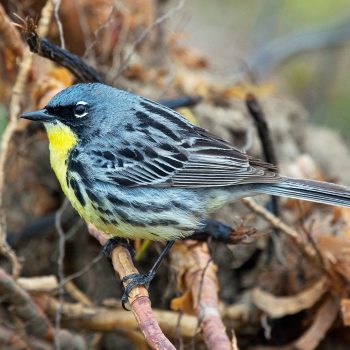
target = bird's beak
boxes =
[21,109,54,122]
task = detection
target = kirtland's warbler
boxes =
[21,83,350,295]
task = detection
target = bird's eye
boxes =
[74,102,88,118]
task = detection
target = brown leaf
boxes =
[170,290,195,315]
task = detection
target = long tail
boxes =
[256,176,350,208]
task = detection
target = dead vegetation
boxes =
[0,1,350,349]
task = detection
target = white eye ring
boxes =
[74,101,89,118]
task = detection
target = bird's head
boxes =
[21,83,133,140]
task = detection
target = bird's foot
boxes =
[102,237,134,259]
[120,270,156,310]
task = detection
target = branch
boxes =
[21,18,104,83]
[42,296,198,339]
[245,93,280,257]
[245,94,277,167]
[87,224,176,350]
[170,241,234,350]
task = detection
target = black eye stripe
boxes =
[46,104,75,116]
[45,103,89,118]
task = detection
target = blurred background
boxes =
[175,0,350,140]
[1,1,350,349]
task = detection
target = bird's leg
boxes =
[121,240,175,306]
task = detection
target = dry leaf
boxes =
[340,299,350,326]
[222,83,274,100]
[170,290,195,315]
[317,235,350,281]
[253,277,329,318]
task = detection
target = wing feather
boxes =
[77,97,281,188]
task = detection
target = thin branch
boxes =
[87,224,176,350]
[64,280,94,307]
[112,0,187,80]
[245,93,280,260]
[241,197,315,257]
[53,0,65,49]
[54,199,68,350]
[0,0,54,277]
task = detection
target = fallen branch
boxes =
[87,224,176,350]
[42,296,198,338]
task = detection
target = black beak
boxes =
[21,109,54,122]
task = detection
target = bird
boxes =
[21,83,350,298]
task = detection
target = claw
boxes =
[120,271,156,309]
[102,237,133,258]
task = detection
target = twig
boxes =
[0,0,54,277]
[112,0,187,79]
[245,93,280,260]
[170,241,232,350]
[53,0,65,49]
[242,198,298,239]
[241,197,316,257]
[87,224,176,350]
[61,252,103,285]
[82,3,116,60]
[64,280,94,307]
[54,199,68,350]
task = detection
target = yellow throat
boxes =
[45,122,78,196]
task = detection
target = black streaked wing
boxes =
[83,97,280,188]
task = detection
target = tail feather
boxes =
[256,176,350,208]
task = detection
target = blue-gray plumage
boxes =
[21,83,350,241]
